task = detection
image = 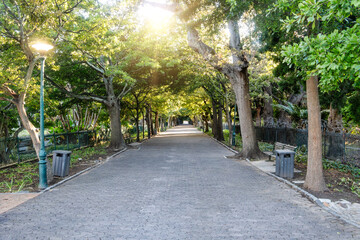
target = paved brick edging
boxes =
[208,133,360,229]
[41,147,128,194]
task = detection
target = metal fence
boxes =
[255,126,360,166]
[0,129,111,166]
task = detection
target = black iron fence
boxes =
[255,126,360,166]
[0,129,111,166]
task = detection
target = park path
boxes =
[0,125,359,239]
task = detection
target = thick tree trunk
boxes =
[107,102,125,150]
[155,111,159,134]
[217,103,224,141]
[304,76,327,192]
[229,71,266,159]
[168,116,171,128]
[205,119,209,132]
[14,96,41,157]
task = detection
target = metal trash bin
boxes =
[52,150,71,177]
[275,150,295,178]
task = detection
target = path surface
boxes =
[1,125,359,239]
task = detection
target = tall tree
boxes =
[277,0,360,191]
[147,0,266,159]
[47,3,164,149]
[0,0,90,157]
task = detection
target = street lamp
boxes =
[32,42,53,189]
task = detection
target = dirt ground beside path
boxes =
[293,162,360,204]
[0,193,39,214]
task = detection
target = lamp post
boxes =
[232,104,237,146]
[32,42,53,189]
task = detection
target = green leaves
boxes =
[277,0,360,92]
[352,0,360,7]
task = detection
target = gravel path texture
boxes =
[0,125,359,239]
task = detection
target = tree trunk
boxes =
[225,98,232,145]
[142,109,145,139]
[263,86,274,126]
[146,106,151,139]
[328,104,343,132]
[211,100,219,138]
[217,103,224,141]
[168,116,171,128]
[304,76,327,192]
[107,102,125,149]
[229,71,266,159]
[135,109,140,142]
[149,107,154,136]
[155,111,159,134]
[14,95,41,158]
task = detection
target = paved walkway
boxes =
[1,125,359,239]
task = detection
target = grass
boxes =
[0,143,109,193]
[0,162,38,193]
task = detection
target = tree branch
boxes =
[63,0,83,14]
[2,0,20,23]
[1,85,18,99]
[118,83,133,100]
[45,75,109,105]
[85,60,105,75]
[0,96,14,104]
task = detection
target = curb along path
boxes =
[209,133,360,229]
[0,125,359,239]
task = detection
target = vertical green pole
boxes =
[38,57,48,189]
[232,104,236,146]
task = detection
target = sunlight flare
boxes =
[138,0,174,31]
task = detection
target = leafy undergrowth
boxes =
[0,143,111,193]
[294,147,360,203]
[0,163,38,193]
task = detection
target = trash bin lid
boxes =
[52,150,72,154]
[274,149,295,154]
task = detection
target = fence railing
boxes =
[255,126,360,166]
[0,129,111,166]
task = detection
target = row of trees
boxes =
[0,0,184,155]
[149,0,359,192]
[1,0,359,192]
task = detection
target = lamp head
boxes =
[32,42,53,55]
